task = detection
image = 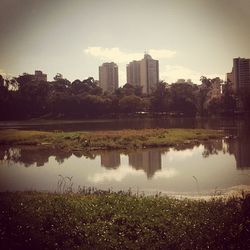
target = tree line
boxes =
[0,73,244,120]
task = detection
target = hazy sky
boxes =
[0,0,250,85]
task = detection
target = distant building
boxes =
[32,70,47,82]
[226,58,250,110]
[126,54,159,94]
[227,58,250,94]
[140,54,159,94]
[99,62,118,93]
[176,79,186,84]
[126,60,141,87]
[226,71,234,85]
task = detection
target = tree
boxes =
[72,78,102,96]
[0,75,10,119]
[15,73,33,87]
[197,76,223,116]
[169,83,197,116]
[221,80,236,114]
[150,81,170,112]
[53,73,63,81]
[118,95,144,113]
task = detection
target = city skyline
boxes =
[0,0,250,85]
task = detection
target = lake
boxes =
[0,118,250,196]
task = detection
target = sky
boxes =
[0,0,250,85]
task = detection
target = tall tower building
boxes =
[126,54,159,94]
[140,54,159,94]
[232,57,250,94]
[126,60,141,87]
[99,62,118,93]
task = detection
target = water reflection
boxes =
[100,152,120,169]
[128,149,162,179]
[202,140,225,158]
[225,120,250,170]
[1,118,250,194]
[1,137,250,174]
[1,138,250,194]
[0,146,98,167]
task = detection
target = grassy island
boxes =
[0,128,223,151]
[0,191,249,249]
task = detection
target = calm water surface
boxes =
[0,118,250,196]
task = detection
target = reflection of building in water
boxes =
[226,121,250,169]
[128,149,161,179]
[227,139,250,169]
[100,152,120,169]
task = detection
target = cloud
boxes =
[153,168,178,179]
[84,47,176,63]
[161,65,225,84]
[167,146,203,163]
[88,165,144,183]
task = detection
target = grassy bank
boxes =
[0,128,223,151]
[0,192,249,249]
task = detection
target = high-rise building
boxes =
[126,54,159,94]
[140,54,159,94]
[99,62,118,93]
[126,60,141,87]
[226,71,234,85]
[231,58,250,94]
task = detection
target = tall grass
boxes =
[0,191,249,249]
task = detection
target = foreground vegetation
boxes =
[0,128,223,151]
[0,191,249,249]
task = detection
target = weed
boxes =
[0,191,249,249]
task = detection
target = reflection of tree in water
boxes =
[0,146,97,167]
[202,140,224,158]
[0,147,21,163]
[2,123,250,171]
[73,151,97,160]
[199,119,250,169]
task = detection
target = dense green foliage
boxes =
[0,192,249,249]
[0,73,243,120]
[0,128,223,151]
